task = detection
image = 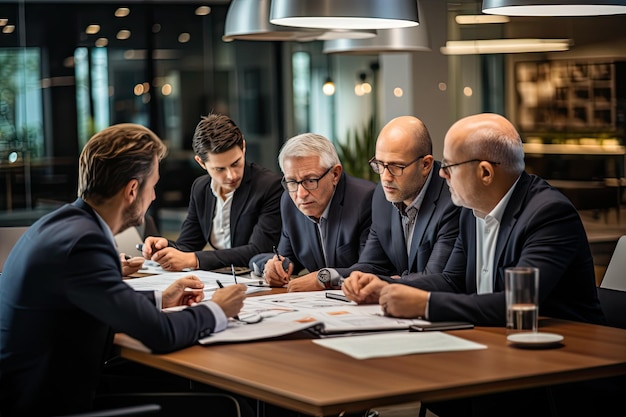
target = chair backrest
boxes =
[0,226,29,272]
[597,235,626,329]
[600,235,626,291]
[114,226,144,257]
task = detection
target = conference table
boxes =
[115,297,626,417]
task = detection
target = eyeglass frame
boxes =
[281,166,333,193]
[439,159,501,175]
[368,154,427,177]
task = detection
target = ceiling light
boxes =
[115,8,130,18]
[323,1,430,55]
[482,1,626,16]
[440,39,571,55]
[322,77,336,96]
[455,15,511,24]
[270,0,419,30]
[85,25,100,35]
[223,0,375,42]
[195,6,211,16]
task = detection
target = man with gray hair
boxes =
[251,133,376,287]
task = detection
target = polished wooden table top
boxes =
[116,317,626,417]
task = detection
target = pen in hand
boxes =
[216,279,239,321]
[272,246,289,280]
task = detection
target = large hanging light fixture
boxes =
[323,2,430,54]
[482,0,626,16]
[223,0,377,42]
[270,0,419,30]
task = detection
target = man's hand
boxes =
[120,254,145,277]
[162,275,205,308]
[379,284,428,318]
[142,236,197,271]
[342,271,388,304]
[287,271,320,292]
[264,256,294,287]
[210,284,247,319]
[142,236,169,258]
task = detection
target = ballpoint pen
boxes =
[216,279,239,320]
[272,246,289,278]
[231,264,238,284]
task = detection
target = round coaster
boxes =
[507,332,564,347]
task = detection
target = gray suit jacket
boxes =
[336,161,460,278]
[251,173,376,274]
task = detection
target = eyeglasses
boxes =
[281,167,332,193]
[368,155,426,177]
[439,159,501,176]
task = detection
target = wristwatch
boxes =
[317,268,333,289]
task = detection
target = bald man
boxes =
[288,116,460,292]
[343,113,605,325]
[343,113,609,417]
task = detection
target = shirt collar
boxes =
[393,166,434,217]
[475,176,520,222]
[307,187,336,224]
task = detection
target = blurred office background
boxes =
[1,0,626,260]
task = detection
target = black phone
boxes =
[409,321,474,332]
[325,292,351,303]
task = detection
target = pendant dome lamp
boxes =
[323,2,430,54]
[270,0,419,30]
[223,0,377,42]
[482,0,626,16]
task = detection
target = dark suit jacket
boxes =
[252,173,376,274]
[401,172,606,326]
[173,161,283,270]
[0,199,223,416]
[335,162,460,278]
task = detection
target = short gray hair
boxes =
[466,128,525,176]
[278,133,341,173]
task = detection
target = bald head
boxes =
[445,113,525,177]
[376,116,432,158]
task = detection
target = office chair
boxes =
[93,393,243,417]
[597,235,626,329]
[0,226,29,273]
[57,404,161,417]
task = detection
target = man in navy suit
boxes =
[285,116,459,292]
[343,113,607,416]
[0,124,247,416]
[252,133,376,287]
[141,113,282,271]
[344,113,604,325]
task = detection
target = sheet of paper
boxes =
[199,319,323,345]
[313,331,488,359]
[124,270,271,298]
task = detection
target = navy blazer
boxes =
[0,199,222,416]
[252,173,376,274]
[336,162,460,278]
[401,172,606,326]
[173,161,283,270]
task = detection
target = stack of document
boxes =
[198,291,432,344]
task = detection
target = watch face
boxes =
[318,269,331,283]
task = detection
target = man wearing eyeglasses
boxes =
[250,133,376,286]
[343,113,609,417]
[276,116,459,293]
